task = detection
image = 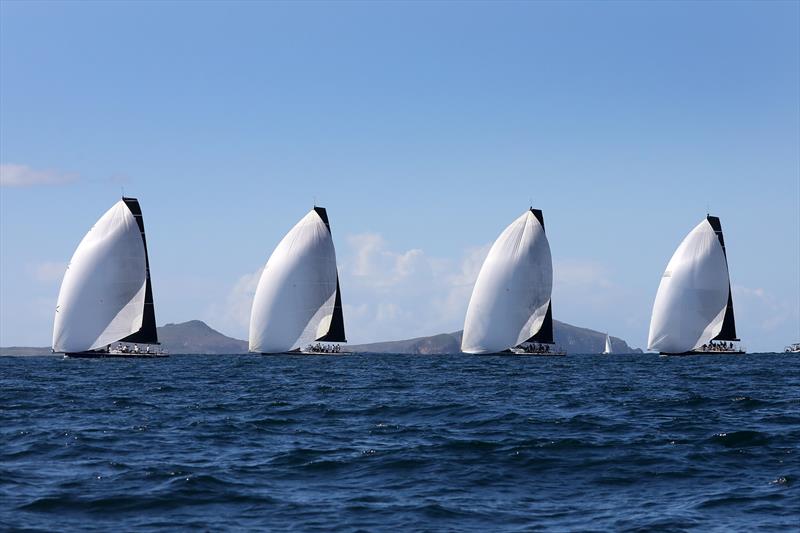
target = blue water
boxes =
[1,353,798,531]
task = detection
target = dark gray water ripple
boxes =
[1,353,798,531]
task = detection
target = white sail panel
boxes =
[647,219,730,353]
[52,201,147,352]
[249,209,339,353]
[461,210,553,354]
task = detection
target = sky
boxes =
[1,0,798,352]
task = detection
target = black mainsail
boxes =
[118,197,159,345]
[312,206,347,343]
[706,216,739,342]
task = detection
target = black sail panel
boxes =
[313,206,330,227]
[312,205,347,343]
[118,197,159,345]
[316,277,347,342]
[525,301,554,344]
[522,207,554,345]
[714,289,738,341]
[706,216,739,341]
[530,207,545,230]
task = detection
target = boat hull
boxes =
[64,351,167,359]
[474,349,567,356]
[259,350,351,356]
[660,350,745,356]
[512,351,566,357]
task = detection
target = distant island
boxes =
[0,319,641,355]
[0,320,247,356]
[348,321,641,354]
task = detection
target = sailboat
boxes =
[249,206,347,354]
[648,215,744,355]
[602,333,612,354]
[52,197,163,358]
[461,208,564,356]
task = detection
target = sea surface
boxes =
[1,353,798,531]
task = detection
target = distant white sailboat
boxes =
[603,334,612,354]
[52,198,163,357]
[249,207,347,354]
[647,215,743,355]
[461,208,564,356]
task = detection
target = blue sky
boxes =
[1,1,798,351]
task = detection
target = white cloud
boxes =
[552,258,618,317]
[214,234,488,345]
[345,233,429,288]
[338,234,488,343]
[554,259,613,289]
[0,164,77,187]
[733,285,794,333]
[207,267,262,339]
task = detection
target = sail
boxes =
[603,334,612,354]
[309,207,346,343]
[117,197,158,344]
[647,217,732,353]
[52,199,151,352]
[249,207,345,353]
[461,208,553,354]
[706,216,738,342]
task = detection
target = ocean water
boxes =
[1,353,798,532]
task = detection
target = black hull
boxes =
[64,352,168,359]
[660,350,745,356]
[474,350,567,357]
[259,351,351,356]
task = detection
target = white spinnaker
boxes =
[52,201,147,352]
[647,219,730,353]
[461,210,553,354]
[603,334,612,354]
[249,210,339,353]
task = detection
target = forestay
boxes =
[461,209,553,354]
[52,201,148,352]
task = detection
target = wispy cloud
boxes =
[554,259,613,289]
[0,164,78,187]
[30,261,67,283]
[346,233,429,289]
[338,233,488,343]
[215,234,489,345]
[206,267,263,339]
[552,258,619,317]
[733,284,795,333]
